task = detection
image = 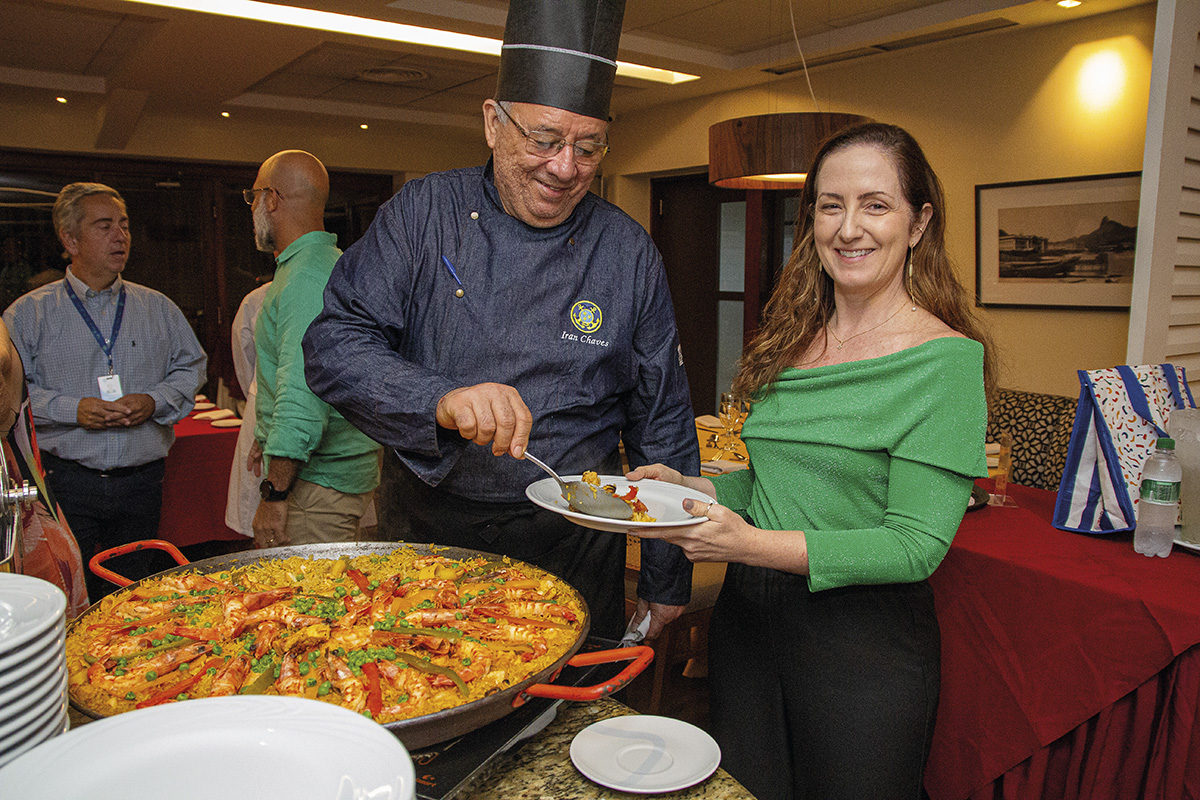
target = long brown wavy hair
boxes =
[732,122,997,402]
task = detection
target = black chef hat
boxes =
[496,0,626,121]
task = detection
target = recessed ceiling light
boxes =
[55,96,67,104]
[221,111,230,117]
[360,124,369,130]
[1057,0,1081,8]
[118,0,698,84]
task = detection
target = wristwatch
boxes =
[259,479,291,502]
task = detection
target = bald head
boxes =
[251,150,330,255]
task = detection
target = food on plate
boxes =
[68,549,584,724]
[580,471,656,522]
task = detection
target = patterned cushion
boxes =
[986,388,1080,491]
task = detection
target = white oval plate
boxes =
[0,706,66,770]
[0,659,64,726]
[0,623,62,682]
[0,669,65,743]
[570,714,721,794]
[0,696,416,800]
[526,476,714,534]
[0,575,66,658]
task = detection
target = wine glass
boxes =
[717,392,748,460]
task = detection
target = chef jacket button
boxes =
[455,288,464,298]
[470,211,479,220]
[569,237,575,245]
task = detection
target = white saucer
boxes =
[526,476,714,534]
[570,715,721,794]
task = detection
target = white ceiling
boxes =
[0,0,1149,148]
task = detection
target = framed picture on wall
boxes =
[975,171,1141,308]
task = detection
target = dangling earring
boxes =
[906,245,917,309]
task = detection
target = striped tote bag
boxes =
[1054,364,1195,533]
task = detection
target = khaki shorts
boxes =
[284,479,375,545]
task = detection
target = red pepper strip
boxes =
[361,661,383,718]
[135,656,220,709]
[346,568,371,593]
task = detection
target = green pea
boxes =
[125,692,136,701]
[317,681,332,696]
[146,671,158,680]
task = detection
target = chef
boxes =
[303,0,698,640]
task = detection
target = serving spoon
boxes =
[523,452,633,520]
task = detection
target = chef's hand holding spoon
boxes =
[436,382,533,457]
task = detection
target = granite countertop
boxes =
[456,698,753,800]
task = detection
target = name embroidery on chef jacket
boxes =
[561,299,610,347]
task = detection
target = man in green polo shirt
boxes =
[246,150,380,548]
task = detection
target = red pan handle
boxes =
[513,645,654,706]
[89,539,190,588]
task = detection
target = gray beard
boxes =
[253,205,275,253]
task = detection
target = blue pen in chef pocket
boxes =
[441,256,465,298]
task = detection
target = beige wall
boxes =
[604,5,1155,398]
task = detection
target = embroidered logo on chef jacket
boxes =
[561,300,610,347]
[570,300,603,333]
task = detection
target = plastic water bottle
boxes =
[1134,437,1180,558]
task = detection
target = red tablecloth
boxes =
[925,481,1200,800]
[159,413,243,547]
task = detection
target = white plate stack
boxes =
[0,573,68,768]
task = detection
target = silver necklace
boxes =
[828,301,912,350]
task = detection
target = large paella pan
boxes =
[68,540,650,749]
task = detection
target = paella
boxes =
[67,548,585,723]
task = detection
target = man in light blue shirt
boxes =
[4,182,206,598]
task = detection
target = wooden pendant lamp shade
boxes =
[708,112,874,189]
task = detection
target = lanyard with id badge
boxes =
[64,279,126,401]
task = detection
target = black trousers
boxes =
[40,452,165,602]
[709,561,940,800]
[377,451,626,640]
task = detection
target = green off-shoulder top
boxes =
[713,337,987,591]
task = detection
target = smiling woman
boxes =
[625,122,995,800]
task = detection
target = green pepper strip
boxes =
[121,637,195,663]
[393,653,468,696]
[476,640,534,653]
[239,658,277,695]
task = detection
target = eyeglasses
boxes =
[242,187,276,205]
[499,105,609,164]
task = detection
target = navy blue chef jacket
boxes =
[303,161,699,611]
